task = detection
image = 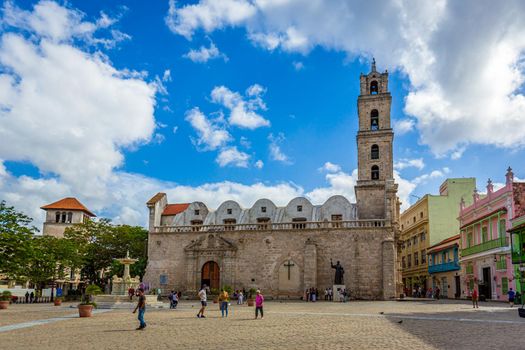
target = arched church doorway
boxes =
[201,261,220,290]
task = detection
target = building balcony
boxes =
[466,264,474,274]
[461,237,509,257]
[496,259,507,270]
[153,219,390,233]
[428,261,460,274]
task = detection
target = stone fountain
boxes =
[94,251,144,308]
[111,251,140,295]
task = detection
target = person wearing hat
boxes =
[255,290,264,319]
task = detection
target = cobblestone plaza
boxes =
[1,300,523,349]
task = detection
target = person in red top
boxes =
[128,287,135,301]
[255,290,264,319]
[471,288,479,308]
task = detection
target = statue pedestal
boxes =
[333,284,346,302]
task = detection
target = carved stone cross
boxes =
[284,260,295,280]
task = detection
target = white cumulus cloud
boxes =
[183,41,228,63]
[184,108,232,150]
[166,0,525,157]
[216,147,250,167]
[0,1,157,197]
[211,84,270,129]
[394,158,425,171]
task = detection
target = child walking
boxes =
[255,290,264,319]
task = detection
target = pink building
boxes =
[459,168,525,300]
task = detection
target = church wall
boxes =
[143,227,395,300]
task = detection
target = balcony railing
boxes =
[461,237,509,257]
[496,259,507,270]
[153,219,390,233]
[428,261,460,274]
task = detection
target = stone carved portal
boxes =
[201,261,220,290]
[278,259,301,292]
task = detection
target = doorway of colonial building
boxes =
[454,275,461,299]
[201,261,220,290]
[480,267,492,300]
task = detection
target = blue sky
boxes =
[1,0,525,227]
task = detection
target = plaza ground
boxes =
[0,299,524,349]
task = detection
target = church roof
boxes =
[147,192,166,205]
[41,197,95,217]
[162,203,190,216]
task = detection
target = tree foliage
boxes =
[0,201,38,280]
[64,220,148,285]
[0,200,148,288]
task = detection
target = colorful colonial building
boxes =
[459,168,525,300]
[428,234,460,298]
[400,178,475,295]
[508,189,525,295]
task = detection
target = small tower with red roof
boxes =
[41,197,96,238]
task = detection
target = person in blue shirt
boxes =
[508,288,516,308]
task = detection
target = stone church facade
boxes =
[144,61,401,299]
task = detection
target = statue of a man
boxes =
[331,259,345,285]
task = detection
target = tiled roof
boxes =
[147,192,166,205]
[41,197,95,217]
[427,234,460,252]
[162,203,190,216]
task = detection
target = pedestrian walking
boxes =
[472,289,479,308]
[328,288,333,301]
[30,291,34,303]
[508,288,516,308]
[132,288,146,330]
[25,291,29,304]
[197,284,207,318]
[219,288,230,317]
[128,287,135,301]
[255,290,264,319]
[237,291,244,305]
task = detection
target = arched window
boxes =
[55,211,60,223]
[371,144,379,159]
[370,80,378,94]
[370,110,379,130]
[371,165,379,180]
[61,212,67,223]
[67,212,73,223]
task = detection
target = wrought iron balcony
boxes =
[153,219,390,233]
[461,237,509,257]
[428,261,460,274]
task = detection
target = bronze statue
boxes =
[331,259,344,285]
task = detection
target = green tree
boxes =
[64,220,148,285]
[24,235,82,287]
[0,201,38,281]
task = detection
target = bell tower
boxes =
[354,59,398,221]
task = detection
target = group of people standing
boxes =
[305,287,349,302]
[168,290,180,309]
[304,288,319,302]
[195,284,264,320]
[404,286,441,299]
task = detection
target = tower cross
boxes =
[284,260,295,280]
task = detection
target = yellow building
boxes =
[400,178,476,296]
[400,196,429,296]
